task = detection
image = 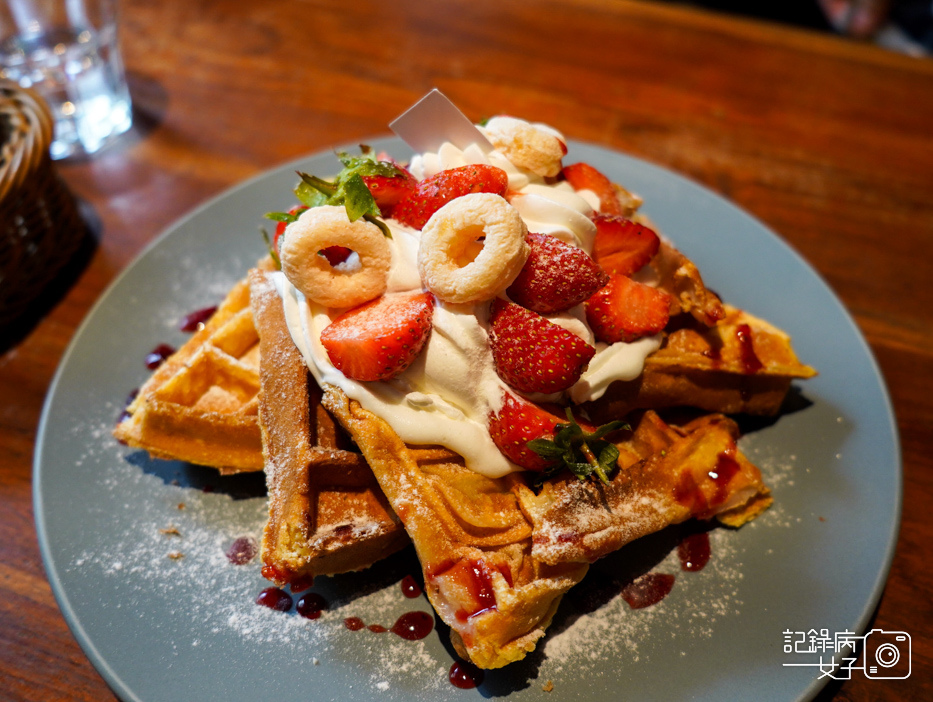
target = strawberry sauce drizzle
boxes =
[145,343,175,370]
[673,448,742,519]
[449,660,485,689]
[179,305,217,332]
[620,573,675,609]
[400,574,422,598]
[342,612,434,640]
[427,559,498,621]
[678,532,711,572]
[225,536,257,565]
[736,323,763,374]
[255,587,292,612]
[296,592,327,620]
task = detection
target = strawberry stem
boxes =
[579,441,609,483]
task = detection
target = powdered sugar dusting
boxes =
[52,403,798,697]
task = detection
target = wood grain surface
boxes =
[1,0,931,700]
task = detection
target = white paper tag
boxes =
[390,89,494,155]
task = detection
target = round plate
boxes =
[35,138,901,702]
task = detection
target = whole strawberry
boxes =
[487,393,564,471]
[362,167,417,218]
[488,392,626,479]
[506,232,609,314]
[585,274,671,343]
[394,164,509,230]
[488,298,595,394]
[320,292,435,381]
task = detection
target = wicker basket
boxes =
[1,80,85,328]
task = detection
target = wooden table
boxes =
[2,0,930,699]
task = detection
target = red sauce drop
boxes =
[701,345,722,363]
[344,616,365,631]
[225,536,258,565]
[674,448,742,519]
[678,532,711,572]
[427,559,497,620]
[259,566,313,592]
[117,388,139,426]
[736,323,763,374]
[145,343,175,370]
[400,574,422,598]
[620,573,675,609]
[710,449,741,505]
[449,660,484,689]
[368,624,388,633]
[179,306,218,332]
[296,592,327,620]
[391,611,434,640]
[255,587,292,612]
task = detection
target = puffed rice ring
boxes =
[418,193,529,304]
[480,116,566,178]
[280,205,391,309]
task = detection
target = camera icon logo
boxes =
[862,629,911,679]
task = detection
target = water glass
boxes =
[0,0,132,159]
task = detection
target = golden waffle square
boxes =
[321,386,772,669]
[516,411,772,566]
[585,304,818,422]
[249,269,409,586]
[321,385,588,670]
[114,267,270,474]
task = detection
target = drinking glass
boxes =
[0,0,132,159]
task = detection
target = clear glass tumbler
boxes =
[0,0,132,159]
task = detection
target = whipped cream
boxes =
[275,118,661,478]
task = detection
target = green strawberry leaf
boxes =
[264,211,299,223]
[529,410,628,485]
[284,145,407,238]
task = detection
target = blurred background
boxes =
[662,0,932,55]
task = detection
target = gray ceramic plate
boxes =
[35,139,901,702]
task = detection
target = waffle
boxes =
[321,385,587,669]
[321,383,774,669]
[653,240,728,326]
[249,269,409,586]
[114,263,273,474]
[516,411,772,566]
[584,304,817,422]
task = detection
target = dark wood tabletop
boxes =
[2,0,931,700]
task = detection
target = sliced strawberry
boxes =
[488,298,595,394]
[592,214,661,277]
[585,274,672,343]
[506,232,609,314]
[487,392,565,471]
[362,167,417,217]
[320,292,435,381]
[394,164,509,230]
[561,162,624,216]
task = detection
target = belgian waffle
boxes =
[249,269,409,586]
[585,305,818,422]
[516,411,772,566]
[321,386,773,668]
[321,385,587,669]
[114,263,272,474]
